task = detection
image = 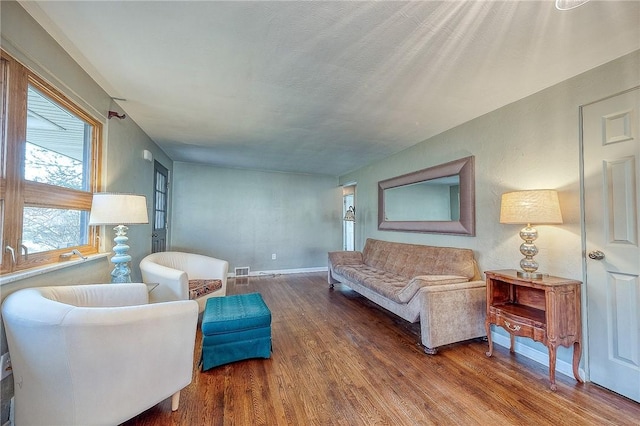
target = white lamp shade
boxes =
[500,190,563,225]
[89,193,149,225]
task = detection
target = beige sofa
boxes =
[328,238,486,354]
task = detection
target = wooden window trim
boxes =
[1,50,103,274]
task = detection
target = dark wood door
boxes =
[152,161,168,253]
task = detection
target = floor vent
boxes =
[234,267,250,285]
[235,267,250,277]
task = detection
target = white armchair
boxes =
[140,251,229,312]
[1,283,199,426]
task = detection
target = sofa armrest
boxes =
[328,251,363,267]
[419,279,486,293]
[417,279,487,350]
[397,275,471,303]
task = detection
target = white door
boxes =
[582,87,640,402]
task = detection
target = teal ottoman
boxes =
[201,293,272,370]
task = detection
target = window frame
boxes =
[1,50,102,274]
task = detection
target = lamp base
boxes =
[110,224,133,284]
[517,270,546,280]
[516,224,545,280]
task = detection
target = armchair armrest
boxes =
[140,259,189,302]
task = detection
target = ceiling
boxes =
[18,1,640,176]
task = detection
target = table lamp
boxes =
[344,206,356,222]
[500,189,563,279]
[89,193,149,283]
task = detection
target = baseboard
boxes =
[229,267,327,277]
[491,331,586,380]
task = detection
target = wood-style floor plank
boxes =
[121,272,640,425]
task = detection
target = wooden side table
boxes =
[484,269,583,390]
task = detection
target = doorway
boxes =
[581,87,639,402]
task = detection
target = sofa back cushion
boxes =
[362,238,478,280]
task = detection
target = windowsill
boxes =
[0,252,110,286]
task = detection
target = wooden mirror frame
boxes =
[378,156,475,236]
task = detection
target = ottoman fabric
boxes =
[203,327,271,345]
[201,293,272,370]
[202,293,271,334]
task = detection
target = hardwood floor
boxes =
[122,272,640,425]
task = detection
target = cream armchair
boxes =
[140,251,229,312]
[1,283,199,426]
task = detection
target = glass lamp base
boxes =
[110,224,133,283]
[517,224,545,280]
[517,270,546,279]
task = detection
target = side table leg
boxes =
[573,341,584,384]
[549,345,558,391]
[509,334,515,353]
[485,321,493,357]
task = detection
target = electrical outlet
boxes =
[1,352,11,380]
[271,253,277,260]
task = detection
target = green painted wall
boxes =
[171,162,342,272]
[339,49,640,371]
[0,2,174,421]
[2,0,639,420]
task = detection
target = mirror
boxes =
[378,156,475,235]
[383,175,460,221]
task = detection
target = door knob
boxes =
[588,250,605,260]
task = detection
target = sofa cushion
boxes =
[334,264,470,304]
[362,239,477,279]
[333,265,408,302]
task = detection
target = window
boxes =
[0,50,102,274]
